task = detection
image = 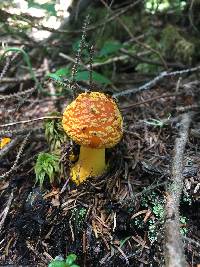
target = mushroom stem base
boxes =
[70,146,106,185]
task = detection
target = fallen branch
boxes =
[120,48,185,69]
[164,112,193,267]
[0,73,42,84]
[114,65,200,98]
[0,87,36,101]
[183,236,200,248]
[0,116,61,128]
[0,133,30,179]
[59,52,129,69]
[0,50,20,81]
[0,126,43,137]
[0,191,13,233]
[120,93,180,110]
[0,136,23,160]
[120,181,167,207]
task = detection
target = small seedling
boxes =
[49,253,80,267]
[180,216,188,235]
[71,207,87,233]
[132,190,188,243]
[144,118,165,127]
[144,114,171,128]
[35,152,60,188]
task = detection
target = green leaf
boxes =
[72,40,89,56]
[75,71,111,85]
[47,73,64,82]
[99,41,122,57]
[65,254,77,265]
[47,67,111,85]
[48,259,67,267]
[119,236,131,248]
[55,68,71,77]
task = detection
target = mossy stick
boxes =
[164,112,193,267]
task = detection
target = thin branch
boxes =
[59,53,87,68]
[114,65,200,98]
[0,87,36,101]
[164,112,193,267]
[0,136,23,160]
[183,236,200,248]
[120,181,167,207]
[120,93,180,110]
[0,191,13,232]
[0,133,31,179]
[0,50,20,81]
[59,52,129,68]
[120,48,185,69]
[0,116,61,128]
[0,73,42,84]
[43,58,56,102]
[71,15,90,94]
[0,128,43,137]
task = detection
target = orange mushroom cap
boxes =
[62,92,123,148]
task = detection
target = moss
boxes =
[161,24,195,64]
[175,39,195,64]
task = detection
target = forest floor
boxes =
[0,66,200,267]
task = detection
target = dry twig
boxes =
[59,52,129,69]
[114,65,200,97]
[164,112,193,267]
[0,136,23,160]
[0,127,43,137]
[0,133,30,179]
[120,93,180,110]
[0,87,36,101]
[0,50,20,81]
[0,191,13,232]
[0,116,61,128]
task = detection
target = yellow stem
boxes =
[71,146,106,184]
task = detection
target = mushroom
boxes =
[0,137,11,149]
[62,92,123,185]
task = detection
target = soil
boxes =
[0,73,200,267]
